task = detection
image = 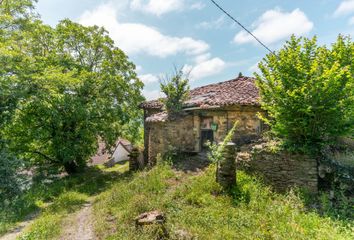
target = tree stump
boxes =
[216,142,237,189]
[135,210,165,226]
[135,211,168,238]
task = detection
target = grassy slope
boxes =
[93,164,354,240]
[0,163,128,239]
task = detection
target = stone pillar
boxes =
[216,142,236,189]
[129,147,140,171]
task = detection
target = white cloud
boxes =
[194,53,212,64]
[190,2,205,10]
[234,8,313,45]
[130,0,184,16]
[334,0,354,17]
[350,16,354,24]
[183,57,226,81]
[139,74,159,84]
[196,16,226,29]
[130,0,204,16]
[142,89,162,100]
[79,4,209,58]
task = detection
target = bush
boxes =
[160,69,190,116]
[256,35,353,153]
[0,148,26,204]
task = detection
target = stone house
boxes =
[140,76,264,164]
[140,76,320,192]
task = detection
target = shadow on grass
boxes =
[171,152,211,173]
[0,164,131,235]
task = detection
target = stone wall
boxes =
[147,113,196,164]
[145,105,263,164]
[143,108,163,164]
[226,106,264,145]
[237,144,318,192]
[193,105,263,144]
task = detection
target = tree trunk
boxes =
[64,161,80,174]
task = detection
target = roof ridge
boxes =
[140,76,259,109]
[190,76,255,94]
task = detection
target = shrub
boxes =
[160,69,190,116]
[207,121,238,163]
[0,148,26,204]
[255,35,353,153]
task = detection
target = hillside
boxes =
[92,164,353,240]
[1,161,353,240]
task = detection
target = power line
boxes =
[210,0,275,55]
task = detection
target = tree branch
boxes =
[30,150,58,163]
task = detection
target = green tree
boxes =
[0,0,37,127]
[1,2,144,173]
[160,69,190,116]
[255,35,354,152]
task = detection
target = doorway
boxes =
[200,117,214,150]
[201,129,214,150]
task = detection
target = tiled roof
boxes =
[145,112,169,123]
[140,76,259,109]
[139,99,163,109]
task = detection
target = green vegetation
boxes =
[256,35,353,153]
[160,69,190,115]
[93,163,354,239]
[0,148,26,202]
[207,121,238,163]
[0,0,143,175]
[0,163,128,237]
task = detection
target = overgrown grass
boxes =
[0,162,128,237]
[93,163,354,240]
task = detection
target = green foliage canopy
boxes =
[256,35,354,152]
[0,1,144,173]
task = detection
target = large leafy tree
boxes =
[256,35,353,152]
[1,1,144,174]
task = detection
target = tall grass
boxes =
[93,164,354,239]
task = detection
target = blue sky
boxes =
[36,0,354,100]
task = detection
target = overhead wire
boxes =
[210,0,275,55]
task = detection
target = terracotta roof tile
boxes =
[145,112,169,123]
[140,76,259,109]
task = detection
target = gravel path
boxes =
[60,202,96,240]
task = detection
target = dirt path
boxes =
[59,201,96,240]
[0,212,38,240]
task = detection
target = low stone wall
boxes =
[237,144,318,192]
